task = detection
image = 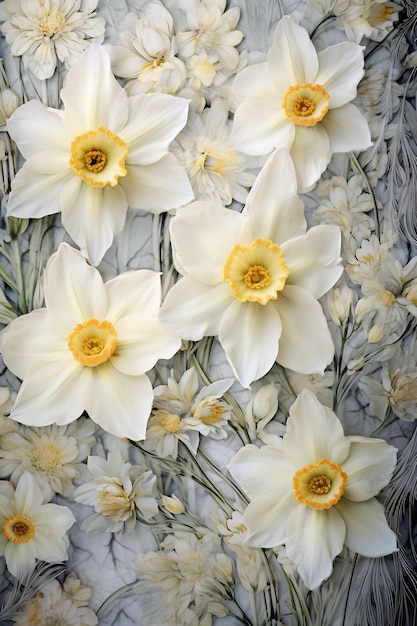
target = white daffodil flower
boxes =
[159,149,342,387]
[0,243,181,440]
[228,389,398,590]
[231,16,372,190]
[6,44,194,265]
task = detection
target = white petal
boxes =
[321,104,372,153]
[5,542,36,578]
[122,155,194,212]
[228,443,291,499]
[241,149,307,244]
[282,225,342,298]
[44,243,107,333]
[61,45,129,135]
[343,437,397,501]
[276,285,335,374]
[105,270,162,322]
[244,489,296,548]
[170,202,242,283]
[268,17,318,92]
[316,43,365,108]
[284,389,350,467]
[60,176,128,266]
[84,365,154,440]
[219,300,282,387]
[337,498,397,557]
[7,160,72,219]
[231,62,271,103]
[7,101,68,157]
[232,95,294,156]
[286,505,345,590]
[0,309,64,379]
[112,314,180,376]
[290,124,331,191]
[10,359,89,427]
[14,472,43,513]
[122,93,190,165]
[159,278,232,340]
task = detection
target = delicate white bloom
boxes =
[231,16,371,190]
[0,418,95,501]
[108,4,187,95]
[0,387,18,435]
[327,284,354,327]
[6,44,194,265]
[176,0,243,72]
[74,448,158,534]
[136,531,233,623]
[245,382,285,445]
[161,493,185,514]
[235,544,267,592]
[172,99,261,205]
[141,409,199,458]
[0,0,106,80]
[0,88,18,126]
[186,378,233,439]
[0,471,74,579]
[153,366,200,414]
[360,345,417,422]
[160,149,342,387]
[217,510,250,546]
[13,571,98,626]
[0,243,181,440]
[228,389,397,590]
[320,0,402,43]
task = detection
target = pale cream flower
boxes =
[136,531,233,623]
[13,572,97,626]
[231,16,371,190]
[74,447,158,534]
[6,44,193,265]
[0,386,18,435]
[142,409,199,458]
[325,0,402,43]
[229,389,397,590]
[172,99,260,205]
[0,471,74,579]
[160,149,342,387]
[108,3,187,96]
[0,418,95,501]
[0,243,181,440]
[161,493,185,514]
[0,0,106,80]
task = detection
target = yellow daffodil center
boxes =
[68,318,117,367]
[70,126,128,188]
[293,458,347,510]
[3,514,36,543]
[223,238,289,305]
[282,83,330,127]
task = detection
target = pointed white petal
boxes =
[284,389,350,467]
[112,314,180,376]
[241,149,307,244]
[316,43,365,108]
[159,278,232,340]
[44,243,108,333]
[245,489,296,548]
[122,155,194,212]
[276,285,335,374]
[343,437,397,501]
[170,202,242,283]
[61,44,129,135]
[228,443,291,499]
[321,104,372,153]
[5,542,36,578]
[105,269,162,322]
[286,505,345,590]
[60,176,128,266]
[219,300,282,387]
[290,124,331,191]
[7,101,68,157]
[337,498,397,557]
[85,365,154,440]
[282,225,342,298]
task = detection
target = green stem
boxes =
[349,151,380,240]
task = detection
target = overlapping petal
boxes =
[316,43,365,108]
[342,437,397,501]
[321,104,372,153]
[7,101,68,157]
[105,269,163,322]
[219,300,282,387]
[291,123,331,191]
[274,285,335,375]
[228,443,291,499]
[337,499,397,557]
[244,490,296,548]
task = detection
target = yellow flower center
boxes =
[223,238,289,305]
[293,458,347,510]
[38,8,65,37]
[194,146,239,176]
[160,412,183,433]
[3,514,36,543]
[282,83,330,127]
[68,318,117,367]
[193,398,225,425]
[31,444,63,473]
[70,126,128,188]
